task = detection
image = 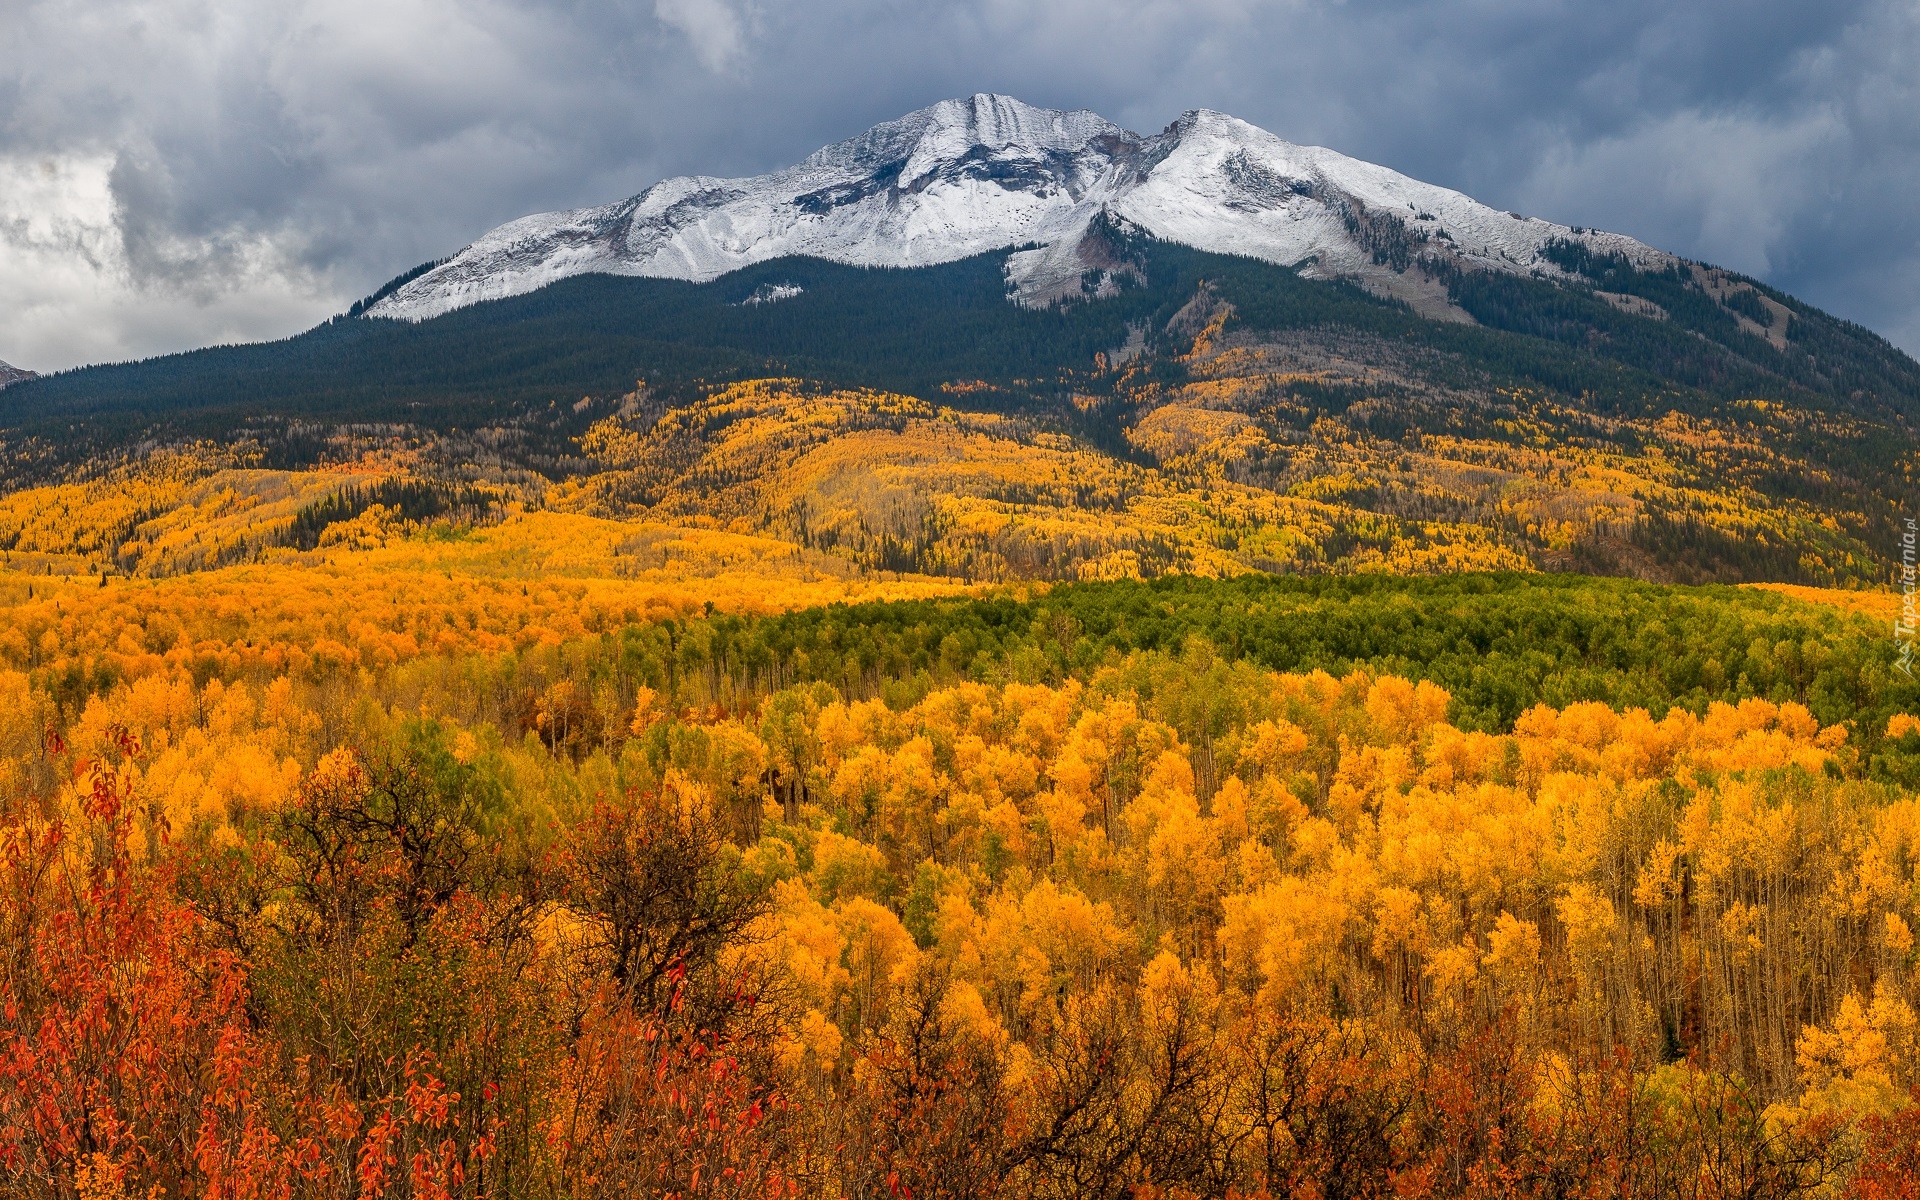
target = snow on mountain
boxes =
[0,360,35,390]
[368,94,1669,323]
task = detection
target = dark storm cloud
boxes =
[3,0,1917,370]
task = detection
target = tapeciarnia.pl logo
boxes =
[1901,517,1918,679]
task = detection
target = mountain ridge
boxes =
[368,94,1669,323]
[6,98,1920,591]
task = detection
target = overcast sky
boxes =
[3,0,1918,372]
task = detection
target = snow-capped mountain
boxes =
[368,94,1668,323]
[0,360,35,390]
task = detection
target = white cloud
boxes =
[0,153,335,371]
[654,0,749,72]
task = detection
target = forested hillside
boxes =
[12,236,1919,439]
[6,234,1918,587]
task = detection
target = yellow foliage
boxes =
[0,508,965,685]
[16,554,1917,1134]
[1794,982,1920,1116]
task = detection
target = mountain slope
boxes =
[369,94,1665,321]
[0,361,34,390]
[5,98,1920,590]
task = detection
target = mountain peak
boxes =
[0,360,35,390]
[894,93,1119,148]
[798,93,1126,189]
[1162,107,1248,133]
[367,96,1667,322]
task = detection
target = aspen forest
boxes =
[5,549,1920,1199]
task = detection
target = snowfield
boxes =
[368,94,1667,322]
